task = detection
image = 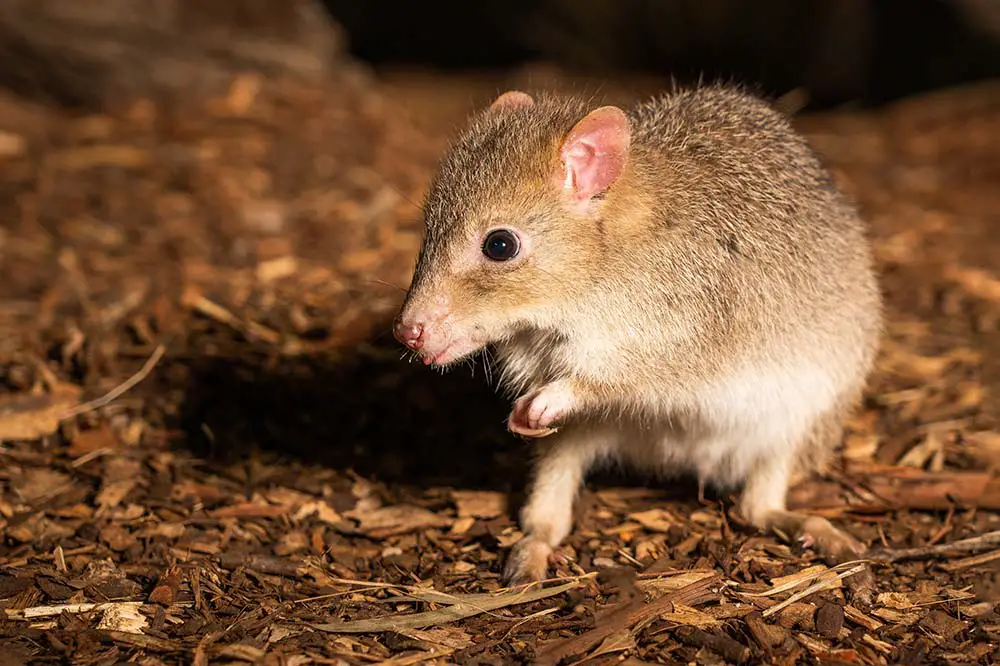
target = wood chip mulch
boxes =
[1,65,1000,664]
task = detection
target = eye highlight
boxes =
[482,229,520,262]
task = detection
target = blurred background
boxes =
[2,0,999,111]
[324,0,1000,109]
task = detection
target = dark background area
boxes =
[322,0,1000,110]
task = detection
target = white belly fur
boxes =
[602,354,846,490]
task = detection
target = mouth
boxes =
[423,339,483,367]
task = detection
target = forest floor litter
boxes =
[1,60,1000,664]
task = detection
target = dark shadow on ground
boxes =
[164,329,705,511]
[167,336,516,492]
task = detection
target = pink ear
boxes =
[559,106,630,202]
[490,90,535,111]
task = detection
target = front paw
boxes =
[507,382,576,438]
[502,536,554,586]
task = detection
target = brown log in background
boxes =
[0,0,345,110]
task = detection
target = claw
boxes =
[508,419,558,438]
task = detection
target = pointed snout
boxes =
[392,287,468,365]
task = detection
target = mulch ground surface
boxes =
[2,60,1000,664]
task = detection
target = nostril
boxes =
[404,325,425,349]
[393,320,425,349]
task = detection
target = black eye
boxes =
[482,229,520,262]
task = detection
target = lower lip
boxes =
[425,345,451,366]
[426,342,463,366]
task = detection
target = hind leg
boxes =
[739,423,875,602]
[740,451,866,563]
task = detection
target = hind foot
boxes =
[766,510,875,606]
[796,515,866,561]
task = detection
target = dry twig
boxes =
[60,345,166,419]
[867,530,1000,564]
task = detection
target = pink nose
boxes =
[394,319,424,349]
